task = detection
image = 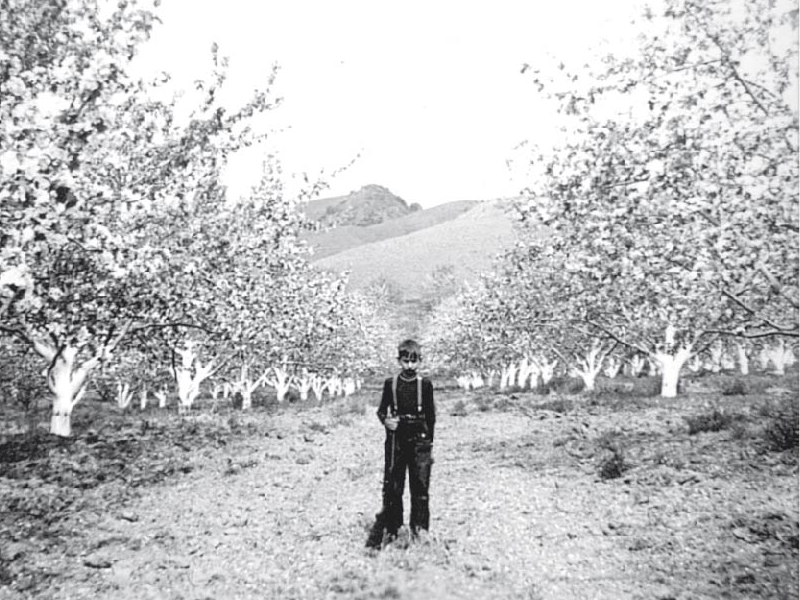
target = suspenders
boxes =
[390,374,422,416]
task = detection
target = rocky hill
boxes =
[304,184,420,227]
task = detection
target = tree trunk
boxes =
[736,343,749,376]
[579,371,597,392]
[766,339,789,375]
[50,387,75,437]
[540,360,556,385]
[241,388,253,410]
[654,347,692,398]
[46,345,92,437]
[499,366,510,391]
[174,344,214,410]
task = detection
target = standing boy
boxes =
[370,339,436,546]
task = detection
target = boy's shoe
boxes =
[365,511,387,549]
[410,528,431,544]
[382,530,398,547]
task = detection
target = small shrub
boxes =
[762,401,799,452]
[332,415,355,428]
[474,395,494,412]
[331,396,366,418]
[493,396,515,411]
[597,379,636,396]
[684,409,734,434]
[308,421,329,434]
[565,378,585,395]
[535,397,573,414]
[637,377,663,397]
[226,414,241,433]
[721,379,748,396]
[540,376,571,395]
[595,431,630,480]
[729,422,751,441]
[449,400,468,417]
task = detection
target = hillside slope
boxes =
[304,200,479,259]
[312,200,516,299]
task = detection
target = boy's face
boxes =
[398,353,420,373]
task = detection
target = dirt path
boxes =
[6,390,798,599]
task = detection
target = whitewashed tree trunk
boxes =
[765,339,792,375]
[310,375,326,403]
[757,345,770,371]
[471,372,484,389]
[32,341,100,437]
[736,342,749,376]
[295,370,314,401]
[325,375,343,398]
[499,364,511,390]
[651,324,693,398]
[539,359,557,385]
[516,358,529,388]
[570,341,606,393]
[233,362,268,410]
[526,362,541,389]
[266,365,293,402]
[116,379,133,410]
[211,383,222,402]
[485,369,497,388]
[629,355,647,377]
[173,343,215,411]
[155,387,168,409]
[571,367,598,391]
[602,357,622,379]
[139,388,148,411]
[572,339,615,392]
[506,362,518,389]
[653,347,692,398]
[708,341,724,374]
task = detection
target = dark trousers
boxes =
[383,426,432,535]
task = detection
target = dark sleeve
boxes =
[376,378,392,424]
[423,378,436,443]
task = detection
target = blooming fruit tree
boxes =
[510,0,798,396]
[0,0,295,433]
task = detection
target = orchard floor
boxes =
[1,375,798,600]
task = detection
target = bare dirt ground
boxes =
[1,375,797,600]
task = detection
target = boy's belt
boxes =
[396,414,426,423]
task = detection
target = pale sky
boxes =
[133,1,651,208]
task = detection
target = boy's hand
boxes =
[384,416,399,431]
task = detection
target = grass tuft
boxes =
[595,430,630,480]
[721,379,748,396]
[684,408,735,435]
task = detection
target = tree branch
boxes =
[721,289,798,336]
[585,320,650,356]
[707,33,770,116]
